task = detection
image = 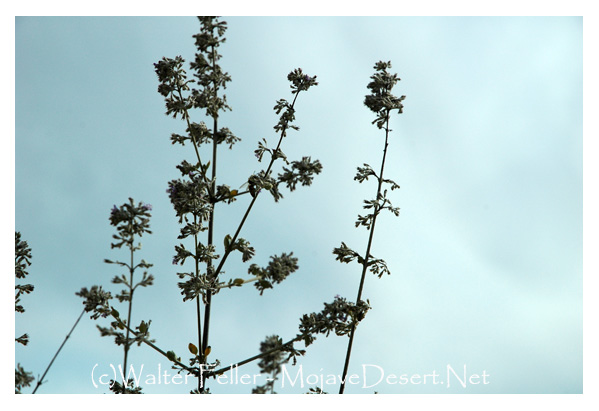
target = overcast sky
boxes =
[14,16,582,394]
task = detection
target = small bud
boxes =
[224,234,232,250]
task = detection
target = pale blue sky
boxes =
[14,16,582,394]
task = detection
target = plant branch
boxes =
[114,312,199,376]
[339,111,391,394]
[200,87,302,391]
[205,334,303,379]
[32,309,86,394]
[210,90,301,284]
[215,276,259,290]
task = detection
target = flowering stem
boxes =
[176,67,210,392]
[339,110,391,394]
[211,91,301,282]
[200,80,303,392]
[199,42,219,393]
[31,309,85,394]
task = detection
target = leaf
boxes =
[188,343,198,355]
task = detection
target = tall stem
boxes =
[339,112,391,394]
[200,43,219,392]
[197,69,302,391]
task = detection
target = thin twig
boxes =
[115,314,199,376]
[205,334,303,379]
[32,309,86,394]
[200,90,301,390]
[339,110,391,394]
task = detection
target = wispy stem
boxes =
[206,333,303,379]
[211,91,300,281]
[339,111,391,394]
[116,318,198,376]
[32,309,85,394]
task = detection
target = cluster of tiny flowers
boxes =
[166,184,177,200]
